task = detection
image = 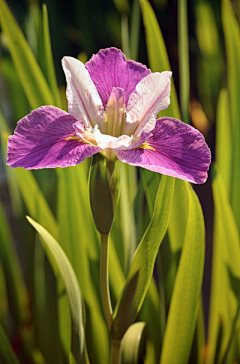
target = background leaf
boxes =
[27,216,88,364]
[57,163,109,364]
[207,166,240,364]
[0,0,54,108]
[111,176,174,340]
[139,0,180,119]
[0,324,20,364]
[160,186,205,364]
[121,322,146,364]
[222,0,240,230]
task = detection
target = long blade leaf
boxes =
[27,216,88,364]
[112,176,174,340]
[139,0,180,119]
[0,0,54,108]
[160,186,205,364]
[0,324,20,364]
[222,0,240,230]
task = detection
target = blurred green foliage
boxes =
[0,0,240,363]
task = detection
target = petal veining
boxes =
[117,117,211,184]
[7,106,100,169]
[62,56,104,129]
[85,48,151,107]
[125,71,172,136]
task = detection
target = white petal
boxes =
[125,71,172,136]
[62,57,104,129]
[93,127,133,150]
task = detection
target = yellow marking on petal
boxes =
[65,135,79,141]
[65,134,98,147]
[139,142,156,151]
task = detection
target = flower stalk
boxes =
[101,233,113,330]
[111,339,121,364]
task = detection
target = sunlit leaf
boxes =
[112,176,174,340]
[121,322,146,364]
[57,163,109,364]
[206,166,240,364]
[163,179,189,307]
[160,185,205,364]
[27,216,88,364]
[222,0,240,230]
[215,88,231,195]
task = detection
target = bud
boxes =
[89,154,120,235]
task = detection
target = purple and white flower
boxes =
[7,47,211,183]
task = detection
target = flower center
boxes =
[102,87,126,137]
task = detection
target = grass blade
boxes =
[57,164,109,364]
[139,0,180,119]
[121,322,146,364]
[40,4,62,108]
[27,216,88,364]
[222,0,240,229]
[207,166,240,364]
[160,186,205,364]
[215,88,231,195]
[0,200,27,327]
[112,176,174,340]
[0,324,20,364]
[178,0,190,123]
[0,0,54,108]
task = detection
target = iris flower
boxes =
[7,48,211,183]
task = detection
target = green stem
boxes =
[101,234,113,331]
[111,339,121,364]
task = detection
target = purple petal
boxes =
[117,117,211,184]
[7,106,100,169]
[85,48,151,107]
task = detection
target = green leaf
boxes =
[57,163,110,364]
[0,124,22,217]
[27,216,88,364]
[10,167,58,239]
[206,166,240,364]
[0,58,30,121]
[121,322,146,364]
[222,0,240,230]
[195,2,222,122]
[111,162,138,273]
[215,88,231,195]
[0,324,20,364]
[160,185,205,364]
[163,179,189,307]
[139,0,180,119]
[111,176,174,340]
[40,4,62,107]
[0,200,27,327]
[178,0,190,123]
[130,0,141,61]
[0,0,54,109]
[139,278,162,363]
